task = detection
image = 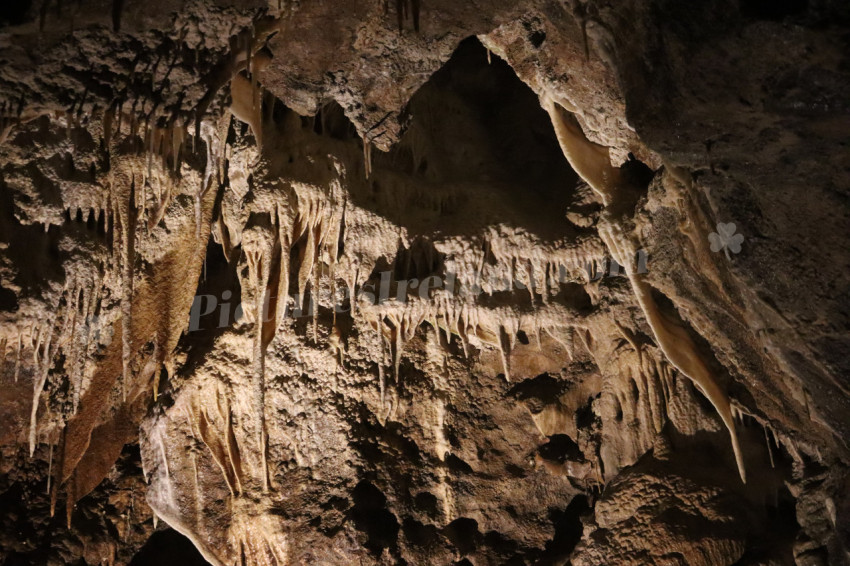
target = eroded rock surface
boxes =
[0,0,848,564]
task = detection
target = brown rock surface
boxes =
[0,0,848,564]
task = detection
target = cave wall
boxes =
[0,0,848,564]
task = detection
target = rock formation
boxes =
[0,0,848,564]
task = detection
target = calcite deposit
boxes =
[1,0,849,564]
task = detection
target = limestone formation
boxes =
[1,1,848,565]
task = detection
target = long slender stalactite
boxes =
[544,96,746,483]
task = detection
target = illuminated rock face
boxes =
[1,1,849,565]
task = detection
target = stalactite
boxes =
[181,407,205,530]
[46,441,53,495]
[311,270,319,343]
[606,224,746,482]
[245,233,272,492]
[66,475,75,529]
[545,326,572,361]
[457,309,469,358]
[172,124,186,172]
[50,427,64,518]
[56,143,219,508]
[63,283,86,417]
[29,321,54,457]
[119,178,137,403]
[545,94,746,483]
[195,176,213,242]
[615,320,643,366]
[274,204,291,334]
[393,317,403,386]
[765,426,775,468]
[32,324,42,366]
[377,314,386,415]
[640,352,667,433]
[294,214,314,308]
[434,399,455,520]
[102,105,114,146]
[13,332,21,383]
[363,135,372,179]
[148,179,172,231]
[543,96,620,207]
[394,0,421,32]
[214,387,245,496]
[230,73,263,149]
[194,400,237,497]
[497,323,517,381]
[147,124,155,181]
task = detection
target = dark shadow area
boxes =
[0,180,65,295]
[129,528,211,566]
[0,284,18,312]
[443,517,482,556]
[414,491,439,517]
[444,453,473,474]
[348,36,580,240]
[0,0,32,27]
[349,480,400,557]
[538,434,584,464]
[171,235,241,384]
[740,0,807,20]
[363,236,447,301]
[538,494,590,565]
[402,517,441,548]
[508,372,569,413]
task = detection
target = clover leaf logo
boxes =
[709,222,744,259]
